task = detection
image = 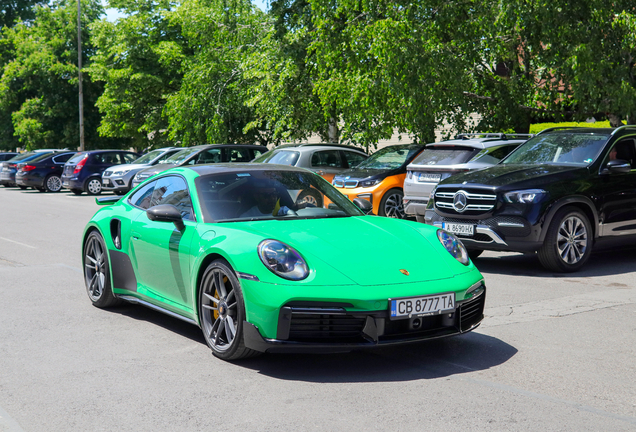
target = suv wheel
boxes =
[538,206,592,272]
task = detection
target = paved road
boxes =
[1,187,635,431]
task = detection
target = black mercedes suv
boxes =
[425,126,636,272]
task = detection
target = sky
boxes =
[104,0,269,22]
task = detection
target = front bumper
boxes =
[243,286,485,353]
[102,175,129,192]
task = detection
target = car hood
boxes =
[139,164,177,176]
[235,216,465,286]
[107,163,150,172]
[444,163,585,188]
[333,168,391,181]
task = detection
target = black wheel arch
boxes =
[539,196,598,242]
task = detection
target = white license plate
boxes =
[103,178,110,185]
[418,173,441,182]
[390,293,455,319]
[443,222,474,236]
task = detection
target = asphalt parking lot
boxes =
[0,187,635,431]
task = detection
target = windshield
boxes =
[253,150,300,166]
[160,148,199,165]
[410,148,478,166]
[503,134,609,166]
[133,150,164,164]
[357,145,421,170]
[195,170,364,223]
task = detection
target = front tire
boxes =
[198,259,259,361]
[538,206,592,272]
[297,189,323,207]
[379,188,405,218]
[83,231,120,308]
[71,189,83,195]
[86,178,102,195]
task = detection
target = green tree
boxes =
[87,0,185,150]
[0,0,113,150]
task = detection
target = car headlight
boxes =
[504,189,547,204]
[258,240,309,280]
[359,179,380,187]
[134,173,148,181]
[113,169,130,176]
[436,230,469,266]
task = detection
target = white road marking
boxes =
[482,288,636,327]
[0,237,36,249]
[0,405,26,432]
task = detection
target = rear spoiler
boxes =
[95,196,121,206]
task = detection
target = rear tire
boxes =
[83,231,121,308]
[379,188,405,218]
[538,206,592,272]
[44,174,62,192]
[86,178,102,195]
[198,259,260,361]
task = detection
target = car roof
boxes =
[185,163,310,176]
[427,133,534,150]
[267,143,367,153]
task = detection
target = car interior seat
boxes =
[615,140,636,168]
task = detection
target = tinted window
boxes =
[311,150,341,167]
[503,134,609,166]
[471,145,519,164]
[357,145,422,170]
[255,150,300,165]
[161,148,199,165]
[606,138,636,168]
[194,148,222,164]
[52,153,75,164]
[158,150,180,162]
[252,148,264,159]
[228,148,254,162]
[92,152,121,165]
[342,150,367,168]
[151,176,194,220]
[411,148,479,166]
[122,153,137,163]
[129,181,156,209]
[68,152,88,164]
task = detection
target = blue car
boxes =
[0,150,59,188]
[61,150,139,195]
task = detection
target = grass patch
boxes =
[530,121,613,134]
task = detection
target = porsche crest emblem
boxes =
[399,269,410,276]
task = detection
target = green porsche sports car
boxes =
[82,164,486,360]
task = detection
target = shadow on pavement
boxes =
[474,243,636,278]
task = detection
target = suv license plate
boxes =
[390,293,455,320]
[443,222,474,236]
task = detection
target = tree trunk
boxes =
[328,117,339,143]
[608,113,623,127]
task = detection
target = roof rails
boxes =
[610,125,636,136]
[455,133,534,140]
[537,126,588,135]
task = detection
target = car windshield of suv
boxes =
[195,170,364,223]
[356,145,421,170]
[253,150,301,166]
[411,147,479,166]
[133,150,164,164]
[160,148,199,165]
[503,134,609,166]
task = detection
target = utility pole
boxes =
[77,0,85,151]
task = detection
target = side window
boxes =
[151,176,194,221]
[228,148,252,162]
[194,149,222,164]
[129,181,156,210]
[158,150,179,162]
[609,138,636,169]
[252,148,264,159]
[122,153,137,164]
[342,151,367,168]
[311,150,341,168]
[52,153,74,164]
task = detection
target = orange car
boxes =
[331,144,427,218]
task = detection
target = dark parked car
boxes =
[0,150,59,188]
[61,150,139,195]
[15,151,77,192]
[0,152,18,162]
[131,144,266,187]
[426,125,636,272]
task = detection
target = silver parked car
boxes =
[102,147,181,195]
[403,133,532,222]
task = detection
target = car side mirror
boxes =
[606,159,631,174]
[147,204,185,231]
[353,198,373,215]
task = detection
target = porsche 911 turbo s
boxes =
[82,164,486,360]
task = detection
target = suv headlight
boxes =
[258,240,309,280]
[504,189,547,204]
[113,169,130,176]
[359,179,380,187]
[437,230,469,265]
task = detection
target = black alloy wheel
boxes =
[379,188,405,218]
[44,174,63,192]
[198,259,259,360]
[83,231,120,308]
[538,206,592,272]
[297,189,323,207]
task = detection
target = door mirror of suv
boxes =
[147,204,185,231]
[353,198,373,214]
[606,159,632,174]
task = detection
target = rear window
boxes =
[255,150,301,166]
[410,148,479,166]
[68,153,88,164]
